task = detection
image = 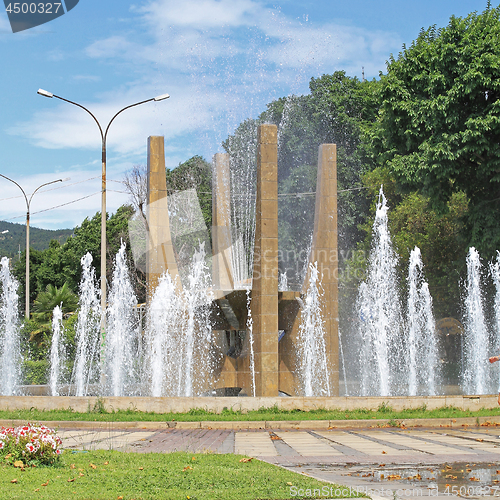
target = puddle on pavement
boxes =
[345,463,500,496]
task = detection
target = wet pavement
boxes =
[56,423,500,499]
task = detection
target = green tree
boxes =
[29,282,78,345]
[32,282,78,321]
[13,205,143,310]
[376,5,500,258]
[166,155,212,231]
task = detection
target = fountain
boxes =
[462,247,491,395]
[1,128,500,409]
[357,187,403,396]
[49,305,64,396]
[71,253,100,397]
[490,251,500,392]
[0,256,20,396]
[407,247,439,396]
[103,241,140,397]
[297,262,331,397]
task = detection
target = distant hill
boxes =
[0,221,73,259]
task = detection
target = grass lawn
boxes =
[1,450,361,500]
[1,404,500,423]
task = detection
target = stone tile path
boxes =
[57,424,500,499]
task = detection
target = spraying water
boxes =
[0,257,20,396]
[71,253,101,397]
[246,288,256,397]
[338,328,348,396]
[462,247,490,395]
[182,243,213,397]
[407,247,439,396]
[490,251,500,391]
[227,122,257,288]
[103,242,140,396]
[146,271,183,397]
[49,305,64,396]
[357,187,403,396]
[146,243,213,397]
[297,262,331,397]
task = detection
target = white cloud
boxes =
[138,0,267,30]
[9,0,403,218]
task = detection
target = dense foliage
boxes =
[375,4,500,259]
[0,221,72,259]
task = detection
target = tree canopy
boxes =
[376,5,500,258]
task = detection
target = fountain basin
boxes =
[0,394,497,413]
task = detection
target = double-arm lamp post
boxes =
[37,89,170,332]
[0,174,66,318]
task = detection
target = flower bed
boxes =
[0,423,63,467]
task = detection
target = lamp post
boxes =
[0,174,65,318]
[37,89,170,335]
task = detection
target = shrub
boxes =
[0,423,63,467]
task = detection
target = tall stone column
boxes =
[146,136,180,299]
[251,124,279,397]
[279,144,339,396]
[310,144,339,395]
[212,153,234,291]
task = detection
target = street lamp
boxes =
[37,89,170,335]
[0,174,66,318]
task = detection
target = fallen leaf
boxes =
[89,463,97,469]
[41,480,49,487]
[470,477,480,482]
[139,467,144,470]
[445,484,451,487]
[13,461,24,468]
[11,479,18,484]
[182,466,193,471]
[34,488,39,491]
[239,458,253,463]
[118,497,124,500]
[380,474,384,479]
[79,473,84,477]
[104,461,109,465]
[382,451,387,454]
[379,464,386,467]
[70,464,75,469]
[467,468,472,472]
[287,482,293,486]
[67,478,75,483]
[192,457,196,461]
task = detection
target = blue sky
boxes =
[0,0,490,229]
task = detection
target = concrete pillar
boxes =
[279,144,339,396]
[146,136,180,299]
[251,124,279,397]
[310,144,339,395]
[212,153,234,291]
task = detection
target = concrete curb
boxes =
[1,394,499,413]
[1,416,499,430]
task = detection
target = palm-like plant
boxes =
[30,283,78,344]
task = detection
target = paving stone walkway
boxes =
[57,424,500,499]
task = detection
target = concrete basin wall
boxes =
[0,395,497,413]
